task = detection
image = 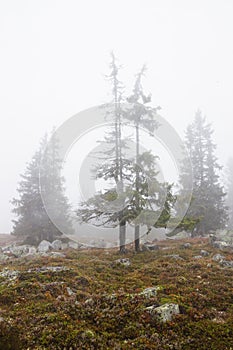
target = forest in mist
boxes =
[2,2,233,349]
[1,1,233,237]
[10,53,233,253]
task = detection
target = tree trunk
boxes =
[135,225,140,252]
[135,123,140,252]
[119,220,126,253]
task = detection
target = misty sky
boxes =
[1,0,233,233]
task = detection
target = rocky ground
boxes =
[0,236,233,349]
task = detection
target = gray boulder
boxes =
[212,253,225,262]
[219,260,233,268]
[210,230,233,247]
[193,255,203,259]
[182,243,191,249]
[68,241,79,249]
[51,240,62,250]
[9,244,33,257]
[212,241,229,250]
[139,286,161,298]
[215,229,233,242]
[146,303,180,322]
[28,246,37,254]
[114,258,131,267]
[200,249,209,257]
[61,243,68,250]
[28,266,70,273]
[141,244,150,252]
[66,287,75,296]
[0,268,19,280]
[2,244,15,254]
[142,244,159,251]
[38,240,52,253]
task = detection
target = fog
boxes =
[1,0,233,233]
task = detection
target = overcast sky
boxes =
[1,0,233,233]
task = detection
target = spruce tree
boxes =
[126,66,160,251]
[182,110,228,235]
[78,53,131,252]
[225,157,233,229]
[77,59,176,252]
[12,133,73,244]
[104,52,127,252]
[125,151,176,234]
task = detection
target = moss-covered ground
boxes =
[0,238,233,349]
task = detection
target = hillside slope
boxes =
[0,238,233,349]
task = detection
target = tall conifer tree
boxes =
[12,133,73,244]
[181,111,228,235]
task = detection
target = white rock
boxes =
[2,244,14,253]
[114,258,131,267]
[212,253,225,262]
[0,268,19,280]
[61,243,68,250]
[85,298,94,306]
[182,243,191,249]
[200,250,209,257]
[139,287,161,298]
[67,287,75,296]
[212,241,229,250]
[28,246,37,254]
[68,241,79,249]
[142,244,159,251]
[7,245,38,257]
[37,240,52,253]
[215,229,229,237]
[51,240,62,250]
[210,230,233,246]
[219,260,233,268]
[146,303,180,322]
[28,266,69,273]
[9,245,29,257]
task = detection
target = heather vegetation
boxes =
[1,238,233,349]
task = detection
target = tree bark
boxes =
[135,122,140,252]
[135,225,140,252]
[119,219,126,253]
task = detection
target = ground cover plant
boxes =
[0,238,233,349]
